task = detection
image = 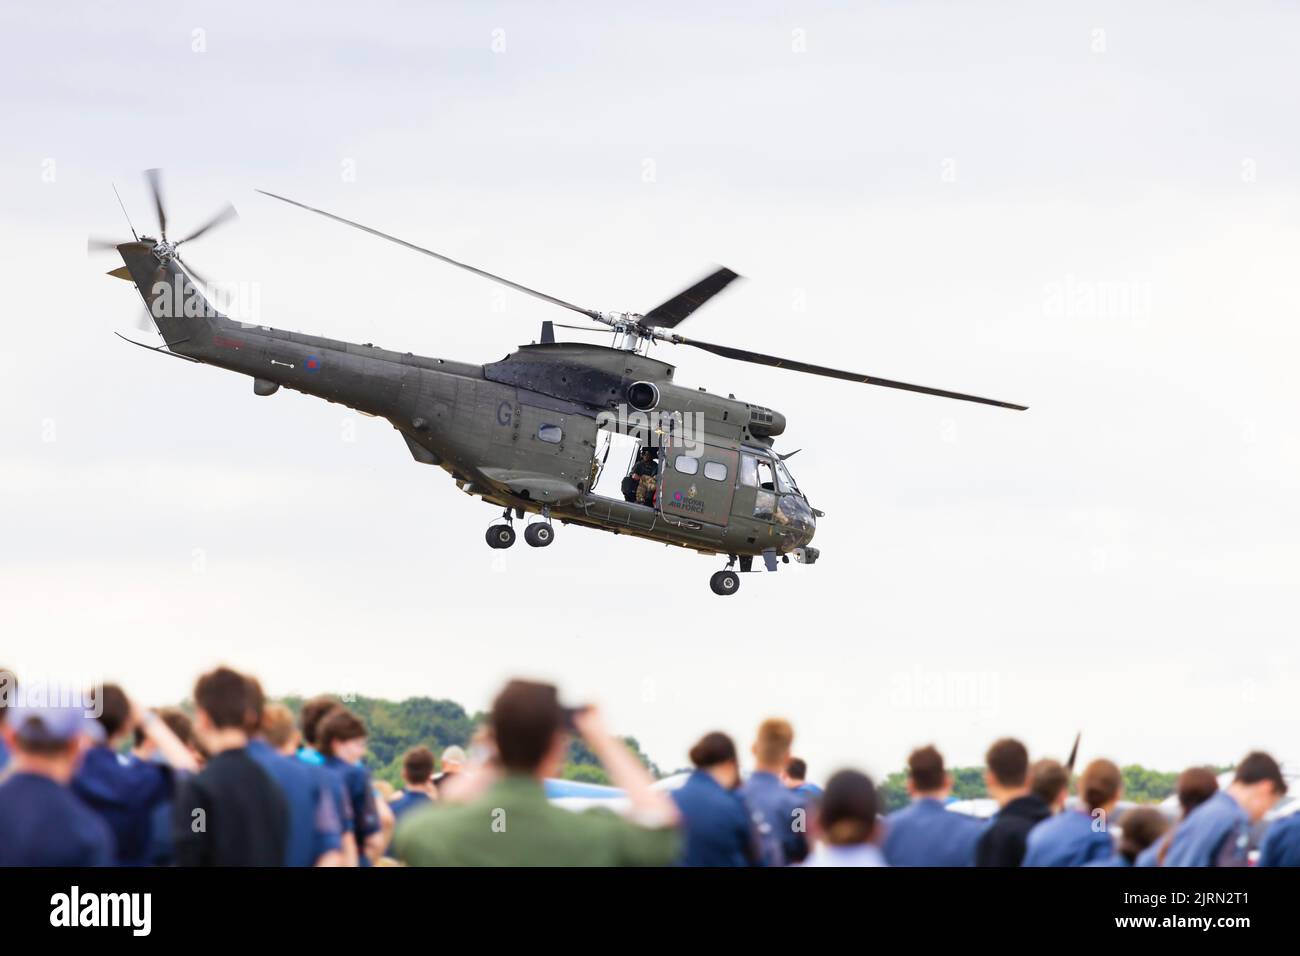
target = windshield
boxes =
[775,459,801,496]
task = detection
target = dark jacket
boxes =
[172,748,289,866]
[671,770,761,867]
[976,794,1051,867]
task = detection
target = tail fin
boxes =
[117,241,222,350]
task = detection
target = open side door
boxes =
[657,438,738,527]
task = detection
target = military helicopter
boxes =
[93,172,1026,596]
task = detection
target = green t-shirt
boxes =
[394,774,679,867]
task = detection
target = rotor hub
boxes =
[152,239,177,262]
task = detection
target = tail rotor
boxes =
[90,170,239,331]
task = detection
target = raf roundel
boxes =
[304,355,321,372]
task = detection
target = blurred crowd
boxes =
[1,664,1298,867]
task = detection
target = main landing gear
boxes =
[486,506,555,549]
[524,523,554,548]
[710,555,741,596]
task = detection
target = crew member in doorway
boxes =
[626,447,659,506]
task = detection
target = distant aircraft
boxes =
[545,773,688,814]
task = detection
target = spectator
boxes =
[976,738,1049,867]
[389,746,438,821]
[296,695,342,766]
[1086,807,1169,867]
[883,745,985,866]
[394,680,680,866]
[1163,752,1286,867]
[317,708,385,864]
[1137,766,1217,867]
[784,758,823,799]
[1023,758,1122,866]
[134,708,202,765]
[671,732,760,866]
[0,703,116,866]
[1258,812,1300,867]
[246,686,345,867]
[803,770,887,867]
[171,667,289,866]
[1030,758,1070,814]
[131,707,201,866]
[434,744,466,793]
[73,683,198,866]
[741,718,808,866]
[0,666,15,776]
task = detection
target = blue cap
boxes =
[8,703,94,746]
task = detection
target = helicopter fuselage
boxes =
[117,242,818,566]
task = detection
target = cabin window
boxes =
[739,454,758,487]
[703,461,728,482]
[753,458,776,520]
[674,455,699,475]
[538,424,563,444]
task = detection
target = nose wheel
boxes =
[486,524,516,549]
[709,569,740,596]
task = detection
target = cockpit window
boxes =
[775,460,800,495]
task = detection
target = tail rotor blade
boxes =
[88,236,127,253]
[144,168,167,238]
[176,203,238,245]
[176,255,209,291]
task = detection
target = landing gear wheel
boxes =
[709,570,740,596]
[486,525,516,549]
[524,523,554,548]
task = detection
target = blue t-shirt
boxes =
[1023,809,1115,867]
[671,770,760,867]
[1162,791,1249,867]
[0,772,116,866]
[1134,836,1165,867]
[884,797,986,867]
[1259,814,1300,867]
[388,789,433,821]
[0,736,10,773]
[740,771,808,866]
[72,746,174,866]
[248,739,343,866]
[323,755,380,856]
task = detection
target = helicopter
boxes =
[93,172,1026,596]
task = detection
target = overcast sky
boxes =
[2,1,1298,781]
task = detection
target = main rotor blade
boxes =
[144,168,167,238]
[256,189,602,321]
[641,267,742,329]
[672,336,1028,410]
[176,202,238,245]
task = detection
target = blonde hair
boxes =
[261,702,299,750]
[754,718,794,765]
